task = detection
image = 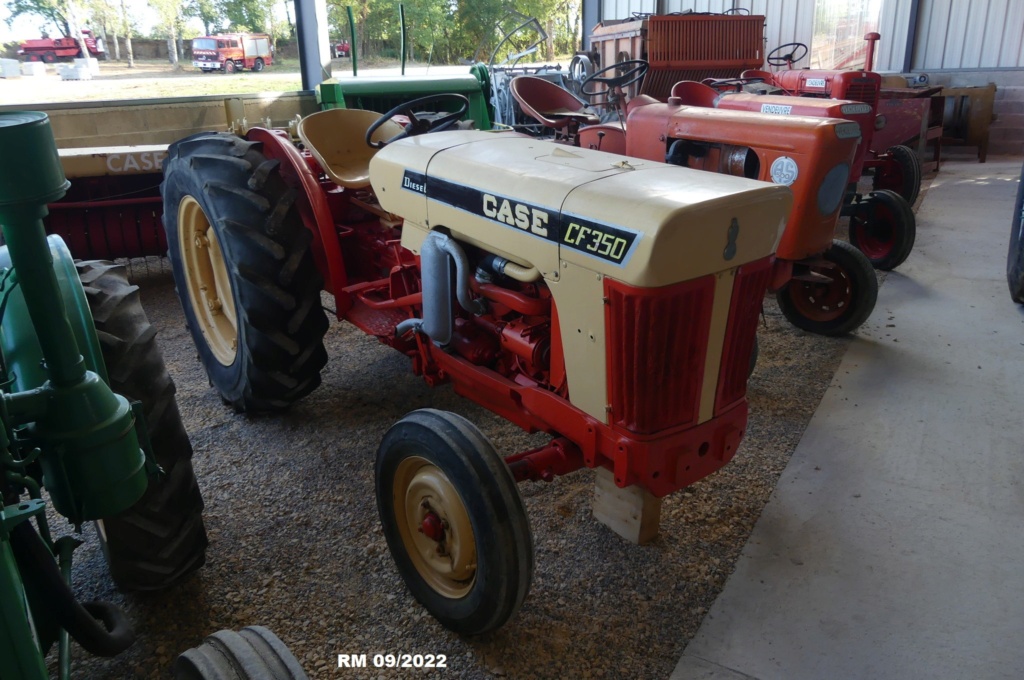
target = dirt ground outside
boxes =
[0,57,471,105]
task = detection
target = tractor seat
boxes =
[296,109,404,189]
[669,81,721,107]
[510,76,600,131]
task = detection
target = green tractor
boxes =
[0,112,306,679]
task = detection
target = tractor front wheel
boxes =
[848,189,916,271]
[224,60,236,73]
[376,409,534,635]
[872,145,922,205]
[776,240,878,336]
[79,261,208,590]
[174,626,308,679]
[161,132,329,412]
[42,51,56,63]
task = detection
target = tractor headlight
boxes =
[875,114,887,130]
[818,163,851,216]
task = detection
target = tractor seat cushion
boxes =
[296,108,404,189]
[510,76,599,130]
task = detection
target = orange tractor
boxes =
[160,96,792,633]
[704,35,934,270]
[512,62,879,336]
[745,36,930,206]
[671,75,917,271]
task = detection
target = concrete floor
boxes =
[672,158,1024,680]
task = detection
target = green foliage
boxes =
[5,0,71,36]
[219,0,268,33]
[186,0,220,34]
[326,0,578,65]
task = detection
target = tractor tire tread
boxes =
[76,261,208,591]
[161,132,328,412]
[776,240,878,337]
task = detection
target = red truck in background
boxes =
[192,33,273,73]
[18,29,105,62]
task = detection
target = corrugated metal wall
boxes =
[913,0,1024,69]
[597,0,1024,71]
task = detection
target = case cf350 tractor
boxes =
[160,96,791,635]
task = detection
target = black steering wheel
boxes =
[365,94,470,149]
[766,42,808,67]
[581,59,650,97]
[706,77,765,92]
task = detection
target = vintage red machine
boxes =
[670,77,917,271]
[512,66,879,336]
[158,96,792,634]
[741,35,938,207]
[18,29,104,62]
[586,12,765,100]
[191,33,273,73]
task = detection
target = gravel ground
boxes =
[47,171,933,679]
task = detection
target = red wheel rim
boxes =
[852,203,896,260]
[788,264,853,322]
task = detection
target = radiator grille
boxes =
[605,275,715,434]
[643,16,764,101]
[715,258,772,413]
[839,77,879,107]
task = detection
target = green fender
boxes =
[0,235,107,392]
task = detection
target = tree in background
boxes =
[5,0,72,37]
[324,0,578,66]
[219,0,268,32]
[149,0,182,67]
[119,0,132,66]
[187,0,220,35]
[87,0,120,59]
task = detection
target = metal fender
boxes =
[245,127,352,314]
[0,234,107,391]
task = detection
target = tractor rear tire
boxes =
[848,189,916,271]
[173,626,308,679]
[78,261,208,591]
[776,240,878,336]
[42,51,56,64]
[872,145,921,205]
[161,132,328,412]
[376,409,534,635]
[253,58,264,72]
[1006,160,1024,302]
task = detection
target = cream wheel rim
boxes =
[394,456,477,598]
[178,195,238,366]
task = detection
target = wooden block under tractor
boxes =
[592,467,662,545]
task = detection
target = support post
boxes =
[294,0,332,91]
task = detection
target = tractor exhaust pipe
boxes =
[396,231,484,344]
[864,32,880,72]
